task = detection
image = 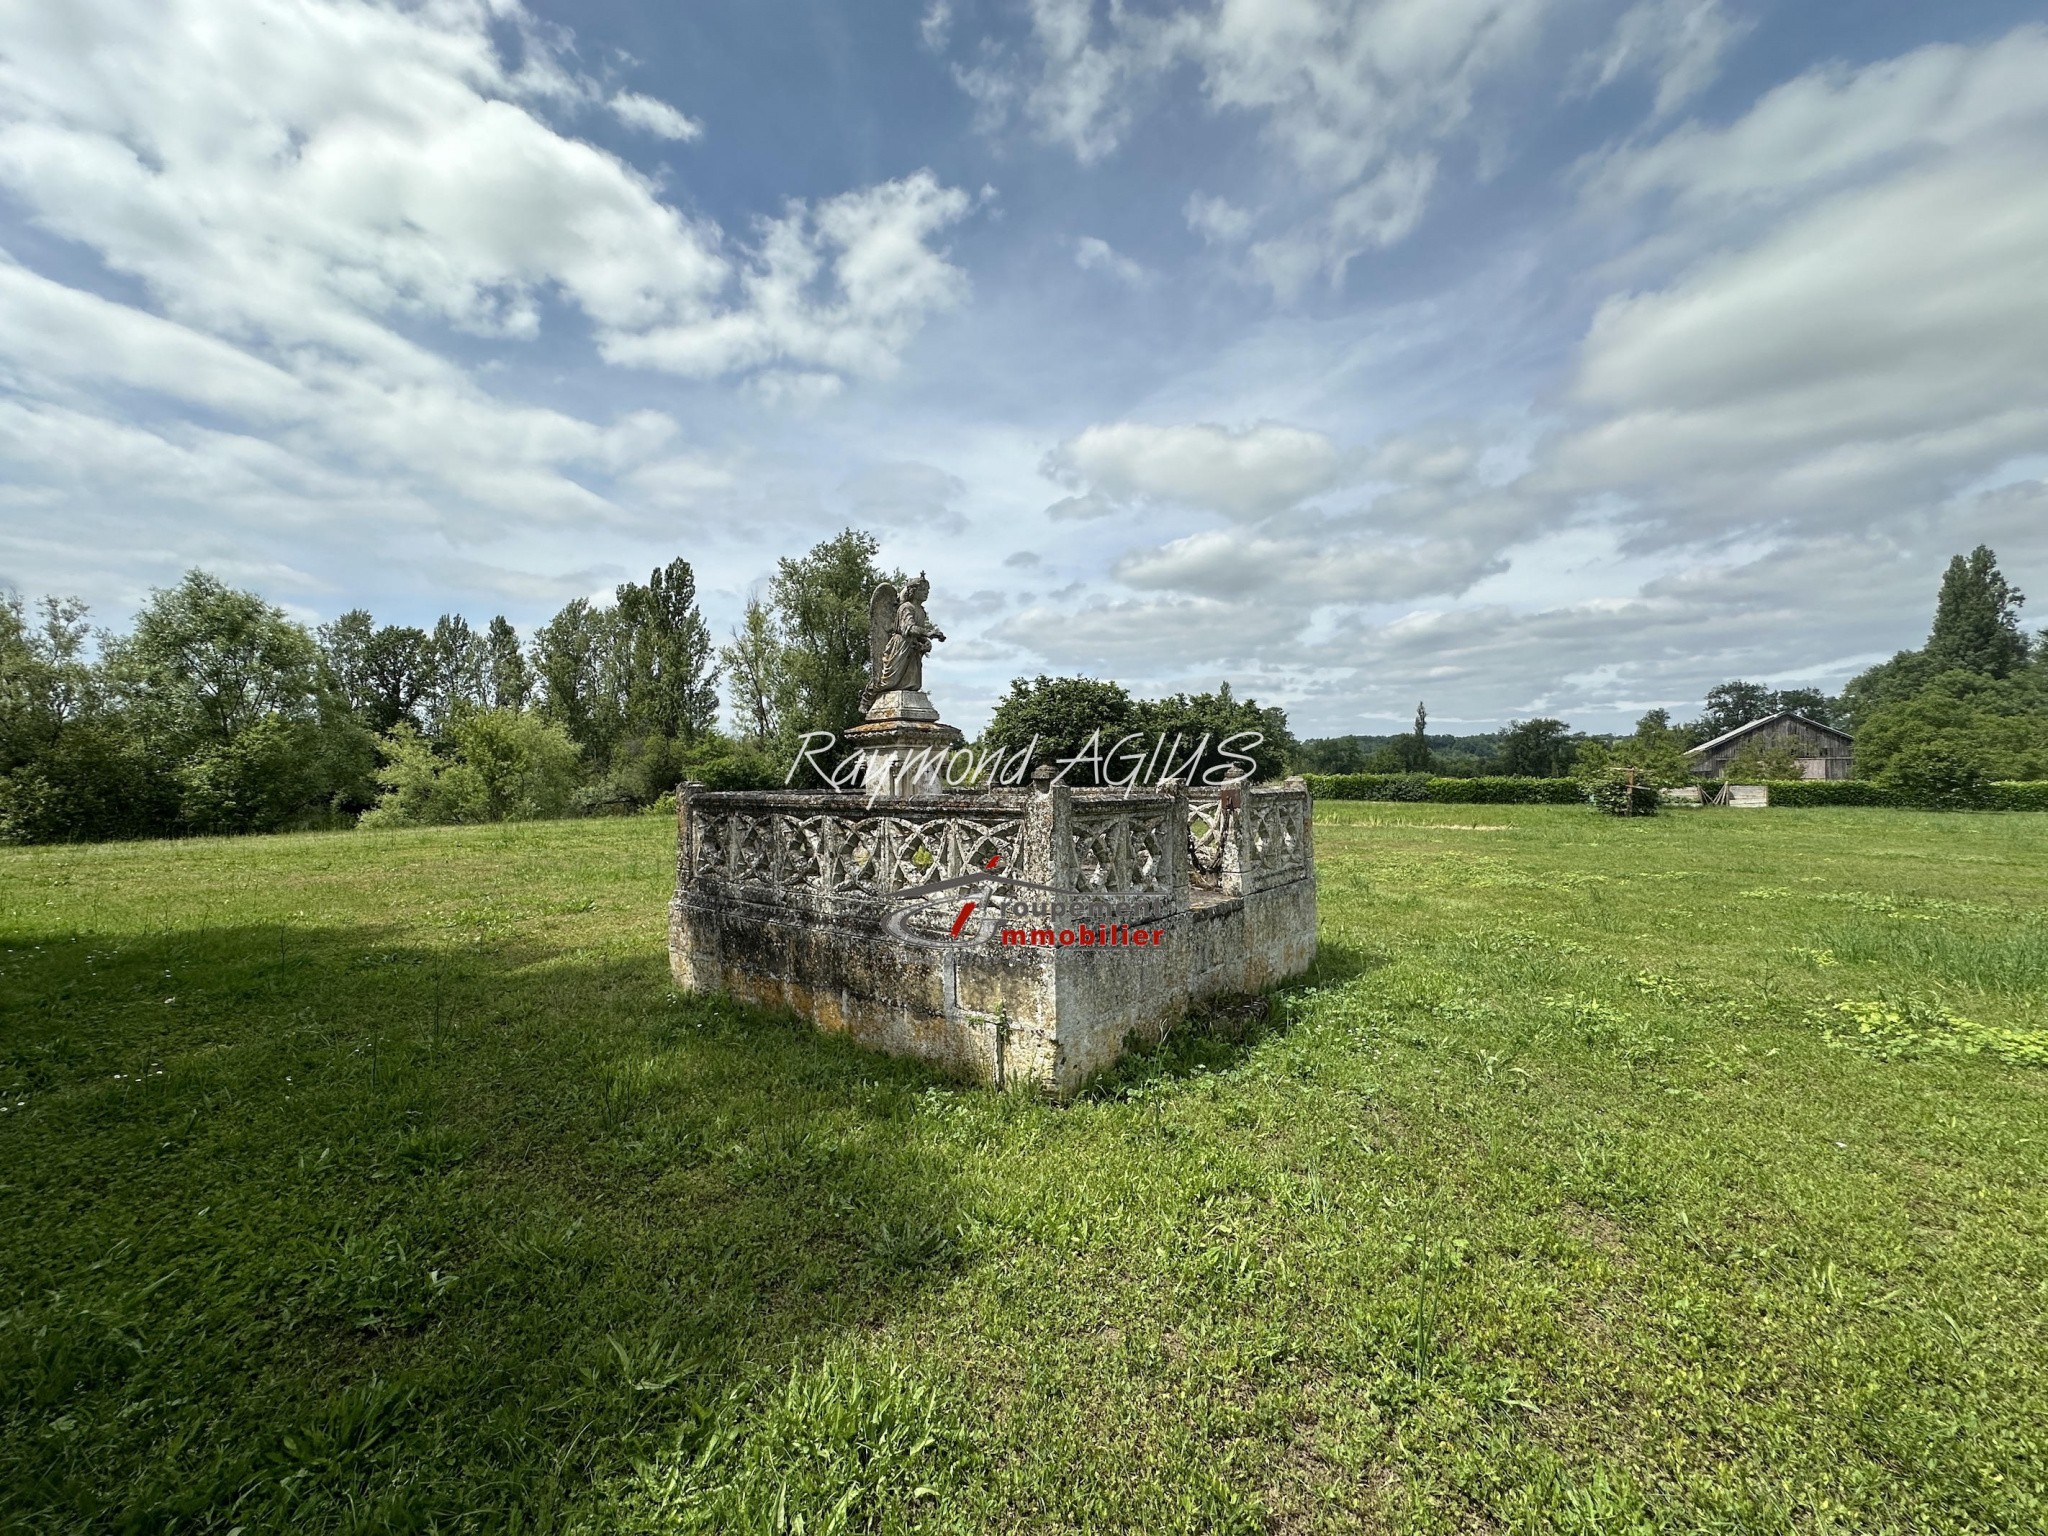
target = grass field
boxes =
[3,804,2045,1534]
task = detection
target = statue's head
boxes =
[906,572,930,600]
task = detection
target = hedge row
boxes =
[1300,774,2048,811]
[1302,774,1585,804]
[1762,779,2048,811]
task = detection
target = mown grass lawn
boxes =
[3,804,2045,1534]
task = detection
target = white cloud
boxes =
[1115,525,1505,603]
[1579,0,1749,119]
[992,592,1306,674]
[946,0,1561,290]
[919,1,953,53]
[0,0,971,388]
[604,172,974,379]
[1185,193,1253,244]
[609,90,704,142]
[1249,154,1437,297]
[1073,235,1148,286]
[1043,421,1346,520]
[1554,28,2048,544]
[1584,26,2048,216]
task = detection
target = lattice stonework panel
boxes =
[691,808,1028,900]
[1071,813,1171,894]
[732,815,774,885]
[1187,803,1223,870]
[776,814,830,891]
[1249,800,1305,876]
[833,817,885,896]
[691,814,731,880]
[949,818,1023,880]
[889,818,951,888]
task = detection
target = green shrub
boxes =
[360,711,582,828]
[1425,776,1586,805]
[1765,778,2048,810]
[1762,780,1898,808]
[1722,740,1807,781]
[1583,766,1659,817]
[682,740,785,791]
[1302,773,1582,804]
[1881,742,1993,809]
[178,714,371,835]
[0,722,177,844]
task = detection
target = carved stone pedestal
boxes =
[842,717,965,796]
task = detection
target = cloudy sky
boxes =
[3,0,2044,735]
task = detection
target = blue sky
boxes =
[2,0,2044,736]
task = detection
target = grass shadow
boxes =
[1081,992,1286,1101]
[0,919,966,1531]
[1304,937,1396,987]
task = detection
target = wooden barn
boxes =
[1686,711,1855,781]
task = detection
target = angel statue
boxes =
[864,572,947,707]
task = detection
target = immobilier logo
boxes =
[880,858,1169,953]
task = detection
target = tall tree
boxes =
[1380,701,1433,772]
[1926,544,2030,678]
[982,675,1141,784]
[360,625,436,733]
[483,616,531,711]
[769,529,890,738]
[615,558,719,741]
[111,571,325,749]
[317,610,377,720]
[721,597,783,744]
[1840,545,2038,727]
[107,571,373,834]
[425,613,489,734]
[319,611,439,733]
[1137,680,1295,782]
[1771,687,1835,725]
[1694,681,1778,741]
[531,598,619,762]
[0,594,97,770]
[1498,717,1575,777]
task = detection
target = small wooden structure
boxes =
[1686,711,1853,781]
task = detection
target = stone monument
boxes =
[843,572,964,795]
[668,565,1319,1096]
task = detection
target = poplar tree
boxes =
[484,616,531,710]
[1926,545,2029,678]
[615,558,719,742]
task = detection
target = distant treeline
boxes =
[1294,545,2048,799]
[0,531,894,843]
[5,540,2042,843]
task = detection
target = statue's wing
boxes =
[867,583,900,676]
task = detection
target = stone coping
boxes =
[680,780,1308,810]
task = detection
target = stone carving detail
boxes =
[1187,799,1226,877]
[1070,810,1172,894]
[1246,792,1308,879]
[694,809,1023,899]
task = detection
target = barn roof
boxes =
[1685,710,1853,757]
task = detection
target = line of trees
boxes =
[977,675,1296,786]
[7,538,2040,843]
[1295,545,2043,791]
[0,555,759,843]
[0,527,996,843]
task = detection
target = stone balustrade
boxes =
[670,778,1318,1094]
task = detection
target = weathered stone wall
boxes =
[669,778,1318,1096]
